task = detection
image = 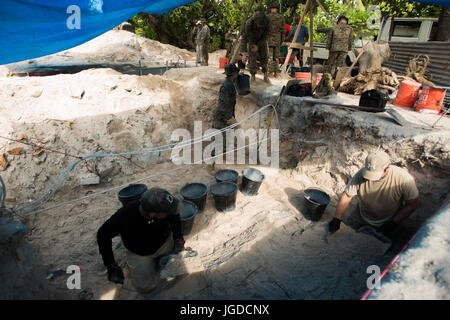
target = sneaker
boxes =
[251,74,256,82]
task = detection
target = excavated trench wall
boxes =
[0,69,449,299]
[257,86,449,257]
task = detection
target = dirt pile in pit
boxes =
[0,30,196,76]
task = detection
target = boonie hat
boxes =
[361,150,390,181]
[223,63,240,76]
[140,188,179,215]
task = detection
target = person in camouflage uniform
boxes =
[225,29,234,59]
[212,64,239,161]
[267,2,285,77]
[325,16,354,77]
[241,5,270,83]
[213,64,239,130]
[313,72,336,98]
[195,21,202,64]
[198,20,210,66]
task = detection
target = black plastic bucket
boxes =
[303,188,331,221]
[211,182,238,212]
[237,74,250,96]
[215,169,239,184]
[241,168,265,196]
[180,183,208,212]
[289,66,301,78]
[118,184,147,206]
[179,200,198,236]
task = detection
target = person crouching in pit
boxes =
[97,188,185,293]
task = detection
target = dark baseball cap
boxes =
[140,188,179,215]
[223,63,240,75]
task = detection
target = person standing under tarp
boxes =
[325,15,354,77]
[195,20,203,65]
[267,2,285,77]
[225,29,234,59]
[241,5,270,83]
[198,19,210,66]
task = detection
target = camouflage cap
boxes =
[337,15,349,23]
[269,1,279,9]
[140,188,179,215]
[254,5,265,12]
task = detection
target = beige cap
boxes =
[361,150,390,181]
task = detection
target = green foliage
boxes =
[211,34,222,52]
[364,0,441,18]
[127,0,443,49]
[130,15,157,40]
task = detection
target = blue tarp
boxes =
[0,1,196,65]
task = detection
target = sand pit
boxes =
[1,33,449,300]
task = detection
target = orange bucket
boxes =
[415,86,446,114]
[313,73,323,89]
[393,80,421,108]
[219,57,228,69]
[295,72,311,81]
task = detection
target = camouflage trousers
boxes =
[248,42,268,75]
[325,51,347,77]
[198,44,209,66]
[268,46,281,73]
[225,42,232,59]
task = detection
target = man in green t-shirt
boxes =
[328,150,420,237]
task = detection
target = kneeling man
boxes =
[328,150,420,237]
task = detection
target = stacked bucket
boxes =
[394,80,446,114]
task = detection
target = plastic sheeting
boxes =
[0,0,196,65]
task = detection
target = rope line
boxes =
[5,104,273,216]
[18,135,273,217]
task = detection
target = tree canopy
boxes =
[127,0,443,51]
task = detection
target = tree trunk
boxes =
[435,6,450,41]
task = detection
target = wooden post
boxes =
[309,1,314,85]
[281,0,311,73]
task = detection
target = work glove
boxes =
[173,238,185,253]
[107,263,124,284]
[328,217,341,233]
[379,220,398,235]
